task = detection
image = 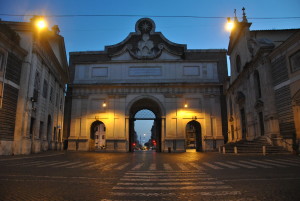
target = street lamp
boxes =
[102,101,107,108]
[225,17,235,32]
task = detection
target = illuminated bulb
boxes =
[102,102,107,107]
[225,17,234,32]
[36,18,47,30]
[184,103,188,108]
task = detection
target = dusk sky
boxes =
[1,0,299,143]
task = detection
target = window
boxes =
[56,93,59,107]
[49,87,53,103]
[290,50,300,72]
[236,55,241,73]
[254,71,262,98]
[42,80,48,98]
[30,117,35,137]
[33,71,40,101]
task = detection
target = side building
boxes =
[0,18,69,155]
[226,9,300,151]
[65,18,228,152]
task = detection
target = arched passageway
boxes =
[185,120,202,152]
[90,121,106,151]
[128,98,162,152]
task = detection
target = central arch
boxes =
[128,97,163,152]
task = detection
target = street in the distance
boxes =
[0,151,300,201]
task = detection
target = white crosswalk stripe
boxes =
[277,158,300,164]
[202,162,223,169]
[226,161,256,169]
[163,163,173,170]
[131,163,144,170]
[239,160,272,168]
[214,162,239,169]
[264,159,300,167]
[149,163,156,170]
[250,160,287,167]
[176,163,189,170]
[114,162,130,170]
[189,163,206,170]
[55,161,82,168]
[102,163,119,170]
[109,170,242,199]
[36,161,71,168]
[67,162,95,168]
[83,162,105,169]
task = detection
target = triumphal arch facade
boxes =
[66,18,228,152]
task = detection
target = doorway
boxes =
[185,120,202,152]
[90,121,106,150]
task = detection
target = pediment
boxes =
[106,18,186,60]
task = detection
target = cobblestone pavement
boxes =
[0,151,300,200]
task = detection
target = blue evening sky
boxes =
[1,0,299,142]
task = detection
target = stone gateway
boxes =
[65,18,228,152]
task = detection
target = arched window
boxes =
[254,70,262,98]
[33,71,40,101]
[236,55,241,73]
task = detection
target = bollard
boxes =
[262,145,266,156]
[222,146,226,154]
[234,146,238,154]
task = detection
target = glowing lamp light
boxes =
[36,18,47,30]
[102,101,107,108]
[225,17,234,32]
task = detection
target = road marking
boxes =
[0,153,65,161]
[149,163,156,170]
[277,158,300,164]
[55,161,82,168]
[112,185,232,190]
[131,163,144,170]
[36,161,71,167]
[67,162,95,168]
[238,160,272,168]
[250,160,287,167]
[110,191,242,197]
[264,159,300,167]
[176,163,189,170]
[214,162,239,169]
[120,178,216,182]
[202,162,223,169]
[125,172,206,176]
[123,175,209,178]
[114,162,130,170]
[22,161,47,167]
[117,181,224,186]
[189,163,205,170]
[102,163,119,170]
[163,163,173,170]
[7,160,47,166]
[226,161,256,169]
[83,163,105,169]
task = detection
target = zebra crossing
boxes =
[1,158,300,171]
[107,170,242,200]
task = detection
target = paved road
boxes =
[0,151,300,200]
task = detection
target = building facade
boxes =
[65,18,228,152]
[0,18,69,155]
[226,10,300,151]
